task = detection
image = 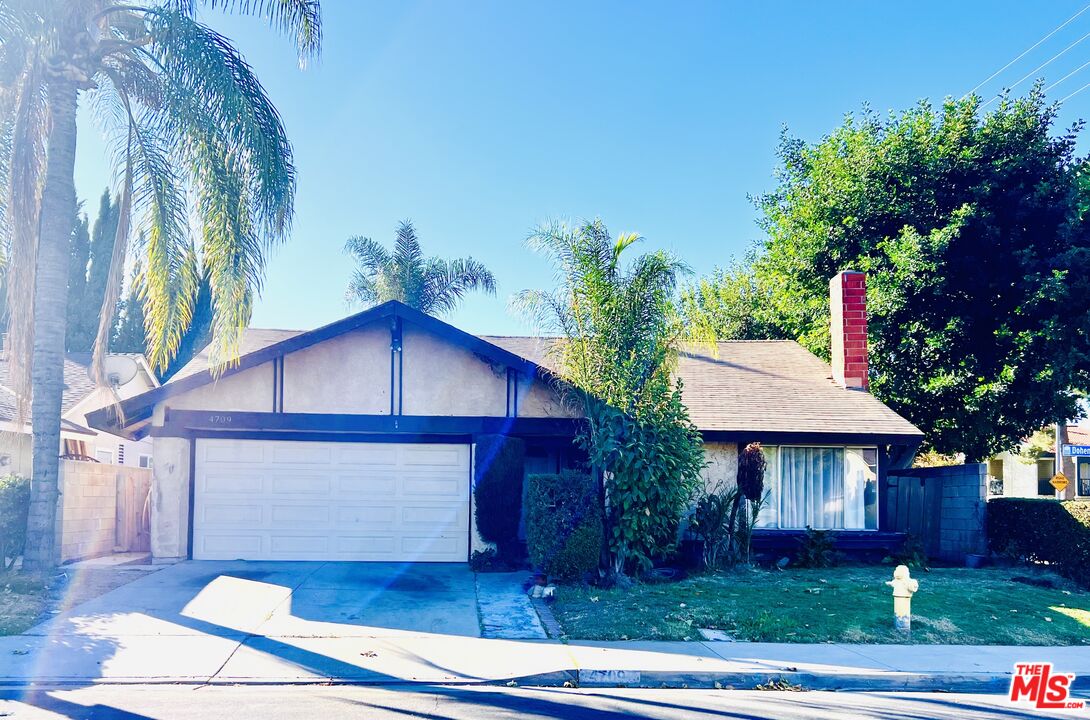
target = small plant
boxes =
[0,475,31,571]
[470,548,505,573]
[796,527,838,568]
[884,534,928,569]
[689,489,737,569]
[728,443,767,563]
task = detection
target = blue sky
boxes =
[74,1,1090,335]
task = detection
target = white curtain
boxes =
[778,447,845,529]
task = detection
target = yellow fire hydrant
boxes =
[886,565,919,634]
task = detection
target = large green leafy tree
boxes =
[516,220,707,574]
[345,220,496,315]
[693,89,1090,460]
[0,0,321,569]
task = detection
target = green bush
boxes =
[796,527,839,568]
[526,471,603,581]
[987,498,1090,587]
[473,434,526,560]
[0,475,31,571]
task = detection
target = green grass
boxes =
[0,574,51,635]
[552,566,1090,645]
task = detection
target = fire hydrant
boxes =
[886,565,919,634]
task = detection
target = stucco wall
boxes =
[166,362,275,413]
[283,325,390,414]
[400,325,507,416]
[700,441,739,494]
[0,431,31,477]
[516,376,581,418]
[150,436,191,561]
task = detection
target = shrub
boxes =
[796,527,839,568]
[987,498,1090,587]
[689,489,737,569]
[0,475,31,571]
[526,471,603,581]
[473,434,526,560]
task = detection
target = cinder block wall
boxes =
[55,460,153,563]
[937,464,987,561]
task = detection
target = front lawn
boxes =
[552,566,1090,645]
[0,574,51,635]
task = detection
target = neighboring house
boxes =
[986,425,1090,500]
[88,271,923,564]
[0,349,159,475]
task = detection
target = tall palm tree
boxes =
[0,0,321,570]
[345,220,497,316]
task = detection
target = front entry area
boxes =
[191,439,471,561]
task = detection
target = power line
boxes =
[1061,78,1090,102]
[962,2,1090,99]
[1046,58,1090,90]
[982,27,1090,108]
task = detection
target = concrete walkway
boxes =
[2,561,1087,692]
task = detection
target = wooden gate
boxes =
[883,471,943,558]
[115,469,152,553]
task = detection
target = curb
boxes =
[5,670,1081,694]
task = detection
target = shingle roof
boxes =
[164,324,920,439]
[480,336,921,438]
[0,353,100,423]
[169,329,303,381]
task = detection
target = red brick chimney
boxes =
[829,271,868,390]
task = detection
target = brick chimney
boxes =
[829,271,868,390]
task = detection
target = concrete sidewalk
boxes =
[2,629,1088,692]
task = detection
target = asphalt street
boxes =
[0,685,1084,719]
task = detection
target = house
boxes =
[987,425,1090,500]
[87,271,923,563]
[0,349,159,476]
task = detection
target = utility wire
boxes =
[980,27,1090,107]
[962,2,1090,99]
[1046,58,1090,90]
[1061,78,1090,102]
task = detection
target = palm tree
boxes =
[345,220,497,315]
[0,0,321,570]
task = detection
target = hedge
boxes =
[986,498,1090,587]
[0,475,30,571]
[473,435,526,560]
[526,471,603,581]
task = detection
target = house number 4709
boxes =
[208,415,233,425]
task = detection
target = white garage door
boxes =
[192,439,470,561]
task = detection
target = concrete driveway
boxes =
[36,561,483,639]
[5,561,509,683]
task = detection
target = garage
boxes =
[191,438,471,561]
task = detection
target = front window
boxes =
[1079,460,1090,497]
[758,446,878,530]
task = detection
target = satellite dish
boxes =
[87,355,140,388]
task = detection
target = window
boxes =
[95,449,113,464]
[1037,459,1056,496]
[987,458,1005,496]
[138,455,152,469]
[1079,460,1090,497]
[757,446,878,530]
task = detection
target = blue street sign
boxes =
[1062,444,1090,457]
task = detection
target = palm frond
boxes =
[344,235,390,273]
[125,112,196,372]
[205,0,322,59]
[421,257,496,315]
[144,9,295,238]
[4,51,46,420]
